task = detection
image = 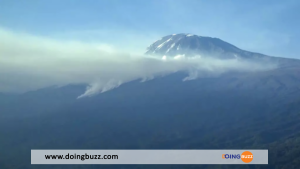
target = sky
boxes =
[0,0,300,58]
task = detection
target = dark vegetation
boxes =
[1,72,300,169]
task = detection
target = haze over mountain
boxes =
[0,29,278,97]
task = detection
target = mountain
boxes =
[1,34,300,169]
[146,33,300,68]
[146,33,253,59]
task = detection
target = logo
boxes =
[222,154,240,159]
[222,151,253,163]
[241,151,253,163]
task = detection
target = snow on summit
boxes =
[145,33,269,60]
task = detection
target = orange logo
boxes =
[241,151,253,163]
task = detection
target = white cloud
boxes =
[0,28,277,98]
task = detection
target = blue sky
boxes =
[1,0,300,58]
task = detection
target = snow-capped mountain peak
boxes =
[146,33,265,60]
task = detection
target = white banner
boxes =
[31,149,268,164]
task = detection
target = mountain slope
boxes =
[1,74,300,169]
[1,34,300,168]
